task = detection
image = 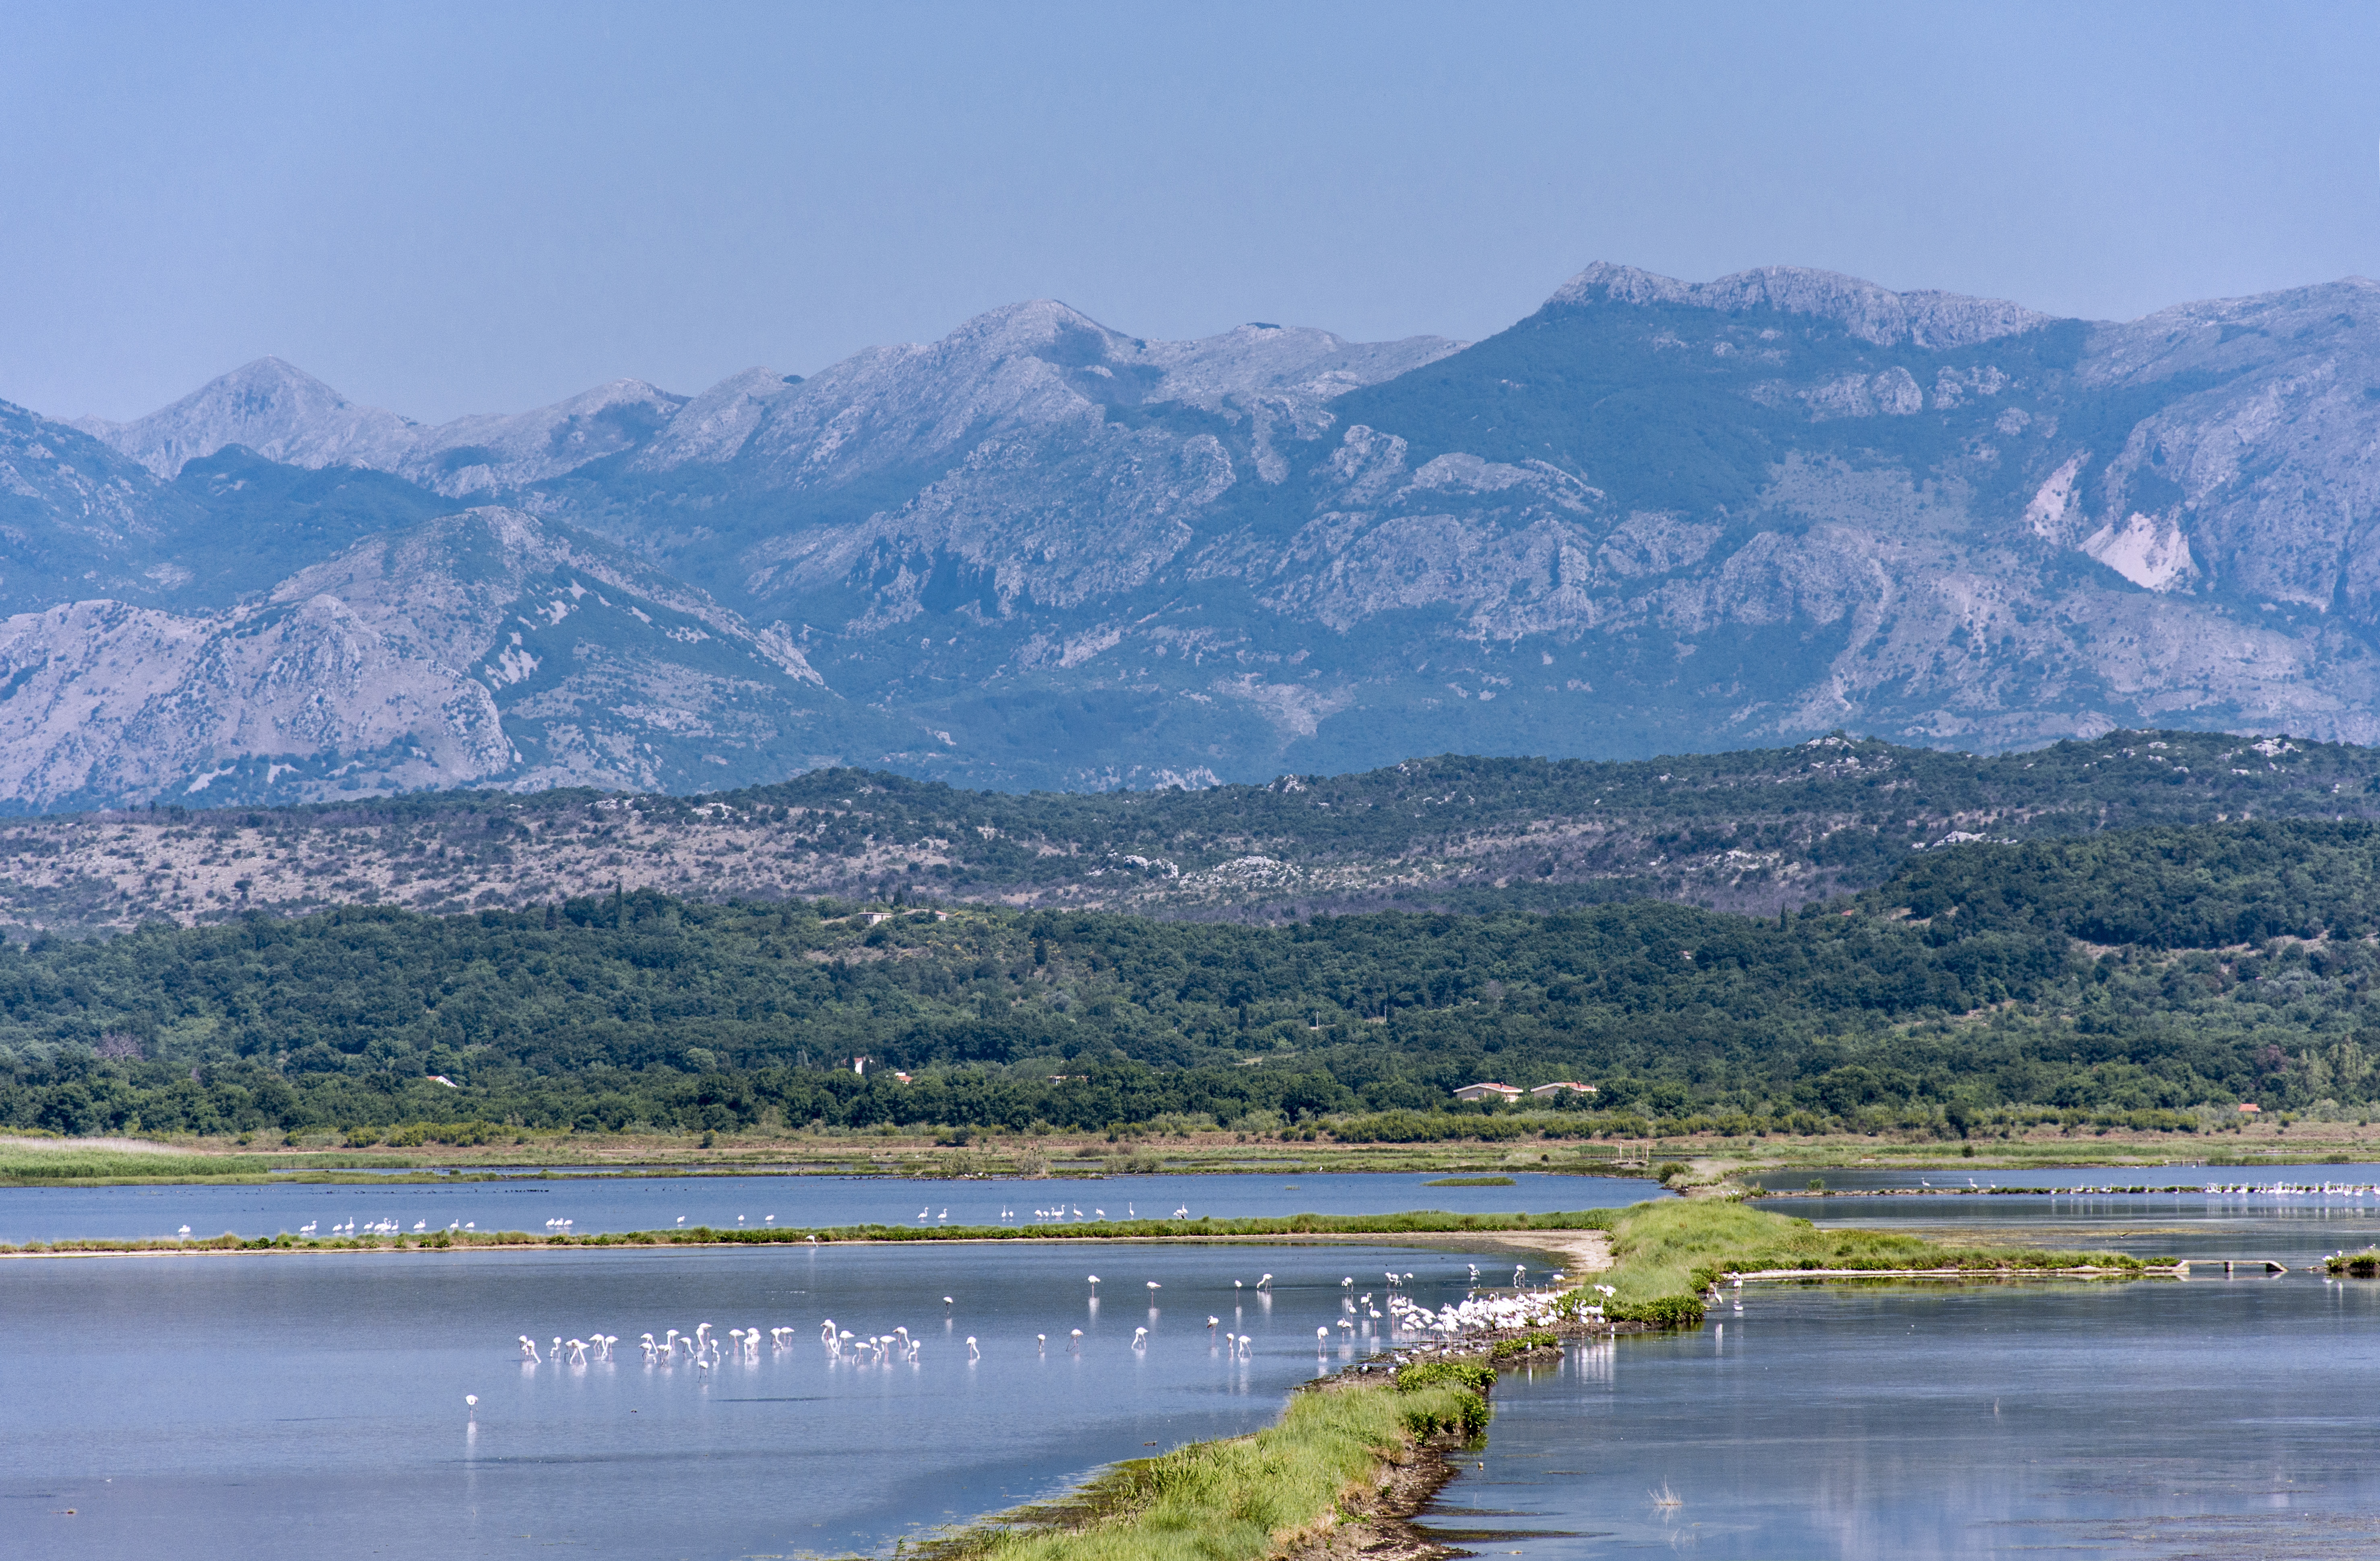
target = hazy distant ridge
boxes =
[10,263,2380,808]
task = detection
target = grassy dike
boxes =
[1584,1197,2155,1325]
[0,1199,2148,1559]
[901,1201,2151,1561]
[0,1208,1614,1257]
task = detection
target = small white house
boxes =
[1453,1082,1523,1103]
[1528,1081,1597,1098]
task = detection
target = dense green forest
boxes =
[5,818,2380,1141]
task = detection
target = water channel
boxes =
[0,1168,1630,1245]
[11,1166,2380,1559]
[1421,1167,2380,1558]
[0,1171,1642,1559]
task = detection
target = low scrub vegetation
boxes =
[1574,1199,2144,1330]
[925,1373,1486,1561]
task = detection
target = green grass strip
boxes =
[923,1375,1486,1561]
[0,1208,1615,1256]
[1575,1199,2149,1328]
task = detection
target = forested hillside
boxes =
[3,727,2373,935]
[6,817,2380,1142]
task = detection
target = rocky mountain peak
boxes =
[634,366,793,471]
[78,356,419,478]
[1549,261,2056,349]
[939,298,1131,361]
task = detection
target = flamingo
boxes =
[1069,1329,1083,1352]
[1132,1326,1148,1347]
[967,1336,979,1359]
[519,1335,540,1363]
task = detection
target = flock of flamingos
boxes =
[507,1261,1587,1377]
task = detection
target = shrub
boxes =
[1394,1359,1494,1395]
[1603,1294,1707,1329]
[1400,1390,1490,1438]
[1488,1331,1560,1360]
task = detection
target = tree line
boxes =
[3,818,2379,1138]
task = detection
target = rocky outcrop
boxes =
[24,262,2380,803]
[1549,261,2053,348]
[76,358,687,497]
[0,509,857,810]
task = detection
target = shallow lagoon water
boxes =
[0,1238,1499,1560]
[1748,1160,2380,1194]
[1428,1194,2380,1558]
[1430,1278,2380,1558]
[1754,1172,2380,1266]
[28,1170,2380,1560]
[0,1168,1646,1244]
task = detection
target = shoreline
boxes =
[912,1324,1591,1561]
[1757,1181,2374,1199]
[0,1210,1621,1261]
[15,1123,2380,1193]
[870,1200,2159,1559]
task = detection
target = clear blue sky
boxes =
[6,0,2379,423]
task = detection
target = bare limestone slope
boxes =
[0,508,861,814]
[19,265,2380,802]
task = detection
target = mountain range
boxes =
[10,262,2380,812]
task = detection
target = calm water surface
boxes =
[0,1169,1645,1244]
[0,1239,1497,1560]
[1427,1196,2380,1558]
[1747,1160,2380,1193]
[30,1170,2380,1559]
